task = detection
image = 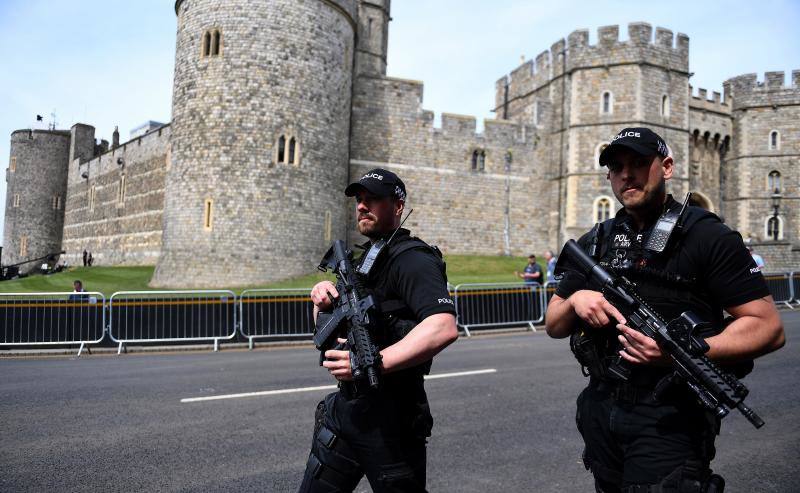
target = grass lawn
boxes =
[0,255,548,296]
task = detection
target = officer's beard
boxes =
[619,179,667,222]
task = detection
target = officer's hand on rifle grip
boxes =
[311,281,339,311]
[616,324,669,366]
[570,290,627,328]
[322,338,353,381]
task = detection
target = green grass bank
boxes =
[0,255,548,296]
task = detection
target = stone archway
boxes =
[688,191,714,212]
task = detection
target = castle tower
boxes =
[722,70,800,260]
[3,129,71,271]
[559,24,691,242]
[355,0,390,77]
[152,0,358,288]
[495,23,691,247]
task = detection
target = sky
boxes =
[1,0,798,245]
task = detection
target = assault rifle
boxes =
[560,239,765,428]
[314,240,383,390]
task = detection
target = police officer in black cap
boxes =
[298,168,458,492]
[545,128,784,492]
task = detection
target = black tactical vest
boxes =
[356,230,447,377]
[574,198,736,386]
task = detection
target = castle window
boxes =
[593,196,613,223]
[471,149,486,171]
[202,31,212,57]
[9,156,15,173]
[13,194,20,208]
[768,170,782,194]
[324,211,332,242]
[277,135,286,164]
[117,175,126,206]
[769,130,780,150]
[533,101,541,125]
[19,236,28,258]
[203,199,214,231]
[288,137,298,165]
[212,30,222,56]
[52,195,62,210]
[765,215,784,241]
[601,91,613,115]
[594,142,609,170]
[661,95,670,117]
[89,185,96,212]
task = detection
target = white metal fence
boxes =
[108,290,237,353]
[452,282,545,336]
[239,289,314,348]
[0,292,105,355]
[1,271,798,353]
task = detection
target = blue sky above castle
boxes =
[1,0,799,243]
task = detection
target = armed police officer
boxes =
[298,169,458,493]
[545,128,784,493]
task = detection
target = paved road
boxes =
[2,311,798,492]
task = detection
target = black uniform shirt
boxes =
[556,198,769,315]
[369,232,456,323]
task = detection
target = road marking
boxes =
[180,368,498,403]
[424,368,497,380]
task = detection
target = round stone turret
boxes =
[4,129,71,271]
[152,0,357,288]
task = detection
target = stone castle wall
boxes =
[724,71,799,259]
[3,130,71,271]
[688,85,732,214]
[153,0,357,288]
[349,75,550,255]
[5,10,800,281]
[494,23,693,243]
[62,125,170,267]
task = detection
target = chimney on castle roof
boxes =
[112,126,120,149]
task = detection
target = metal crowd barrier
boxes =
[108,290,237,354]
[763,273,795,309]
[0,292,105,355]
[453,282,545,336]
[239,289,314,348]
[791,272,800,306]
[543,281,559,307]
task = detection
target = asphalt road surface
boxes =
[2,311,798,492]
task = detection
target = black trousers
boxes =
[576,383,719,492]
[298,389,429,493]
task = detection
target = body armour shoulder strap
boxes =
[376,236,447,315]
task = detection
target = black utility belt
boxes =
[339,378,424,401]
[591,379,694,406]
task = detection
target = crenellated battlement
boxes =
[688,84,730,115]
[497,22,689,109]
[565,23,688,72]
[69,124,171,187]
[723,70,800,109]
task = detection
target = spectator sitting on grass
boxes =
[515,254,542,285]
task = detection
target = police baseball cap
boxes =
[599,127,669,167]
[344,168,407,200]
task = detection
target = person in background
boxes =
[515,254,543,285]
[544,250,558,281]
[68,280,87,302]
